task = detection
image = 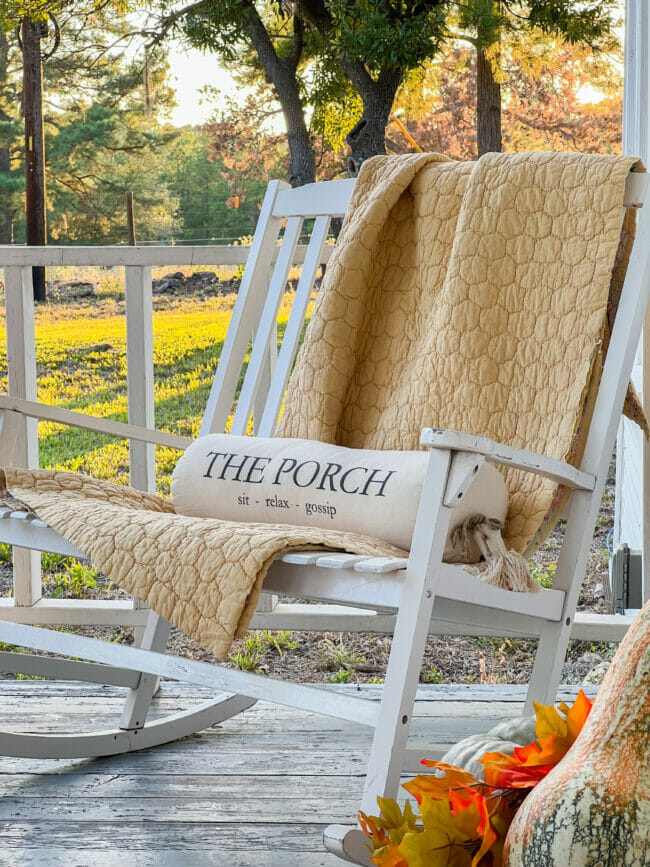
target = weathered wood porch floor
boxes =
[0,682,592,866]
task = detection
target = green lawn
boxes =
[0,277,298,495]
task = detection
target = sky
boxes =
[166,43,241,127]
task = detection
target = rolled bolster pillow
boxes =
[171,434,508,556]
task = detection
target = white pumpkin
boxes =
[441,716,536,780]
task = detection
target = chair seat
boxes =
[0,514,564,628]
[0,508,85,558]
[270,550,565,625]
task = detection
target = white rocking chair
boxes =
[0,171,648,865]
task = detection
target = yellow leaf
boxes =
[532,702,568,742]
[366,797,421,846]
[396,798,477,867]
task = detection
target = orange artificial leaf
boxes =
[404,762,485,804]
[370,845,409,867]
[448,786,497,866]
[480,749,554,789]
[480,691,593,788]
[358,811,389,850]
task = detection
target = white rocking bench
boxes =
[0,171,648,865]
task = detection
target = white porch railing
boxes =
[0,245,634,643]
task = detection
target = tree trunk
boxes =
[243,6,315,187]
[280,88,316,187]
[345,67,402,176]
[0,30,13,244]
[22,18,47,300]
[476,47,501,156]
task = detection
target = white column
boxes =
[618,0,650,602]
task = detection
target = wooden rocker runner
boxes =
[0,153,649,865]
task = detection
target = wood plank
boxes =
[0,749,371,776]
[0,772,361,798]
[0,822,340,855]
[125,265,155,492]
[0,597,150,626]
[0,396,191,450]
[0,796,361,823]
[0,852,341,867]
[421,428,595,490]
[0,681,593,702]
[0,681,597,864]
[0,716,517,744]
[0,848,340,867]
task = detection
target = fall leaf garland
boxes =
[359,690,593,866]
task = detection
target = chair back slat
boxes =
[272,179,355,219]
[200,178,354,439]
[231,216,303,435]
[200,180,288,436]
[258,214,331,437]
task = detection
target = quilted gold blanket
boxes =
[1,152,641,658]
[281,151,641,551]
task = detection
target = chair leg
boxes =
[325,448,456,864]
[120,610,172,730]
[323,559,443,866]
[524,488,600,715]
[524,620,573,715]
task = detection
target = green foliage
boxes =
[228,649,263,673]
[243,632,266,655]
[528,561,556,589]
[326,0,448,71]
[0,543,11,564]
[329,669,354,683]
[422,667,443,683]
[0,6,181,245]
[1,1,131,28]
[47,561,98,598]
[262,630,298,656]
[41,552,73,572]
[454,0,617,52]
[318,636,353,668]
[163,105,286,243]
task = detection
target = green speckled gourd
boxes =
[441,716,536,779]
[504,600,650,866]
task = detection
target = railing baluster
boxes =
[124,265,155,642]
[125,265,155,493]
[4,265,41,606]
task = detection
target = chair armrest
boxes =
[0,395,191,451]
[420,428,595,491]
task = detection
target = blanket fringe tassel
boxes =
[449,515,540,593]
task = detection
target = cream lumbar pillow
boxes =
[171,434,508,555]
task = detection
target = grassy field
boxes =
[0,266,297,495]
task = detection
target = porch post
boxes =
[618,0,650,603]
